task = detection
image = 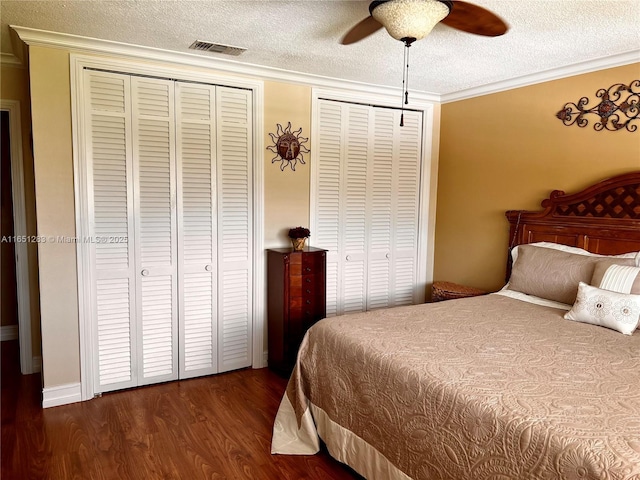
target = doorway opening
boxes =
[1,100,35,375]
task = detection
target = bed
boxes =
[271,171,640,480]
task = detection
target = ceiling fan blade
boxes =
[340,16,384,45]
[441,1,508,37]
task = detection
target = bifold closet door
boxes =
[131,76,179,386]
[314,99,423,317]
[175,83,218,378]
[369,107,422,309]
[85,71,138,393]
[215,86,253,373]
[85,71,253,392]
[314,100,368,317]
[86,71,179,392]
[175,83,253,377]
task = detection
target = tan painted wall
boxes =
[28,47,80,386]
[263,81,312,248]
[435,63,640,292]
[0,62,42,356]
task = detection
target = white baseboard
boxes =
[42,382,82,408]
[1,325,19,341]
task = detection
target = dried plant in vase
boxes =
[288,226,310,251]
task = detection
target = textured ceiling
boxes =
[2,1,639,96]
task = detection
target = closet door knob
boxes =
[205,264,212,272]
[346,255,351,261]
[141,269,149,276]
[386,253,390,260]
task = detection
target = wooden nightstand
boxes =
[431,281,487,302]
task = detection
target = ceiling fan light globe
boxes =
[371,0,450,42]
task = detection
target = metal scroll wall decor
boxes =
[556,80,639,132]
[267,122,310,171]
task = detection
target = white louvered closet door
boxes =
[215,87,253,373]
[85,70,253,393]
[176,84,253,376]
[389,109,422,306]
[131,77,179,385]
[368,107,423,308]
[313,99,423,317]
[175,82,218,378]
[367,107,394,310]
[314,100,343,317]
[85,71,138,393]
[342,104,371,314]
[315,101,372,316]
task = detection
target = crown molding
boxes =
[10,25,441,103]
[11,25,639,104]
[441,50,640,103]
[0,52,24,67]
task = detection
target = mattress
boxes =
[272,294,640,479]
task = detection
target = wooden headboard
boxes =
[505,171,640,278]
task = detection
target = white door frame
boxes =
[1,99,34,375]
[70,54,265,401]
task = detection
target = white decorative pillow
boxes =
[564,282,640,335]
[598,264,640,294]
[593,263,640,330]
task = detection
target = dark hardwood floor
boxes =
[1,340,360,479]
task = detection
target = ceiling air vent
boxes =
[189,40,246,56]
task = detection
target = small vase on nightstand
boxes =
[288,226,310,251]
[291,237,306,251]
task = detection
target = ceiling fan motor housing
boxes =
[369,0,453,42]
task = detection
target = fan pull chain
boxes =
[400,40,411,127]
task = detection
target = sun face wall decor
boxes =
[267,122,310,171]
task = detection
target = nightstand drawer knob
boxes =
[306,300,311,305]
[305,278,311,283]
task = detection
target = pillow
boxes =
[592,263,640,330]
[510,242,640,266]
[508,245,601,305]
[564,282,640,335]
[592,263,640,295]
[494,289,572,310]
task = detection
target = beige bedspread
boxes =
[272,294,640,479]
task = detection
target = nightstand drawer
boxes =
[292,295,323,311]
[302,252,325,272]
[289,274,322,297]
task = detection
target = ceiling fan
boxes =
[341,0,508,45]
[340,0,508,126]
